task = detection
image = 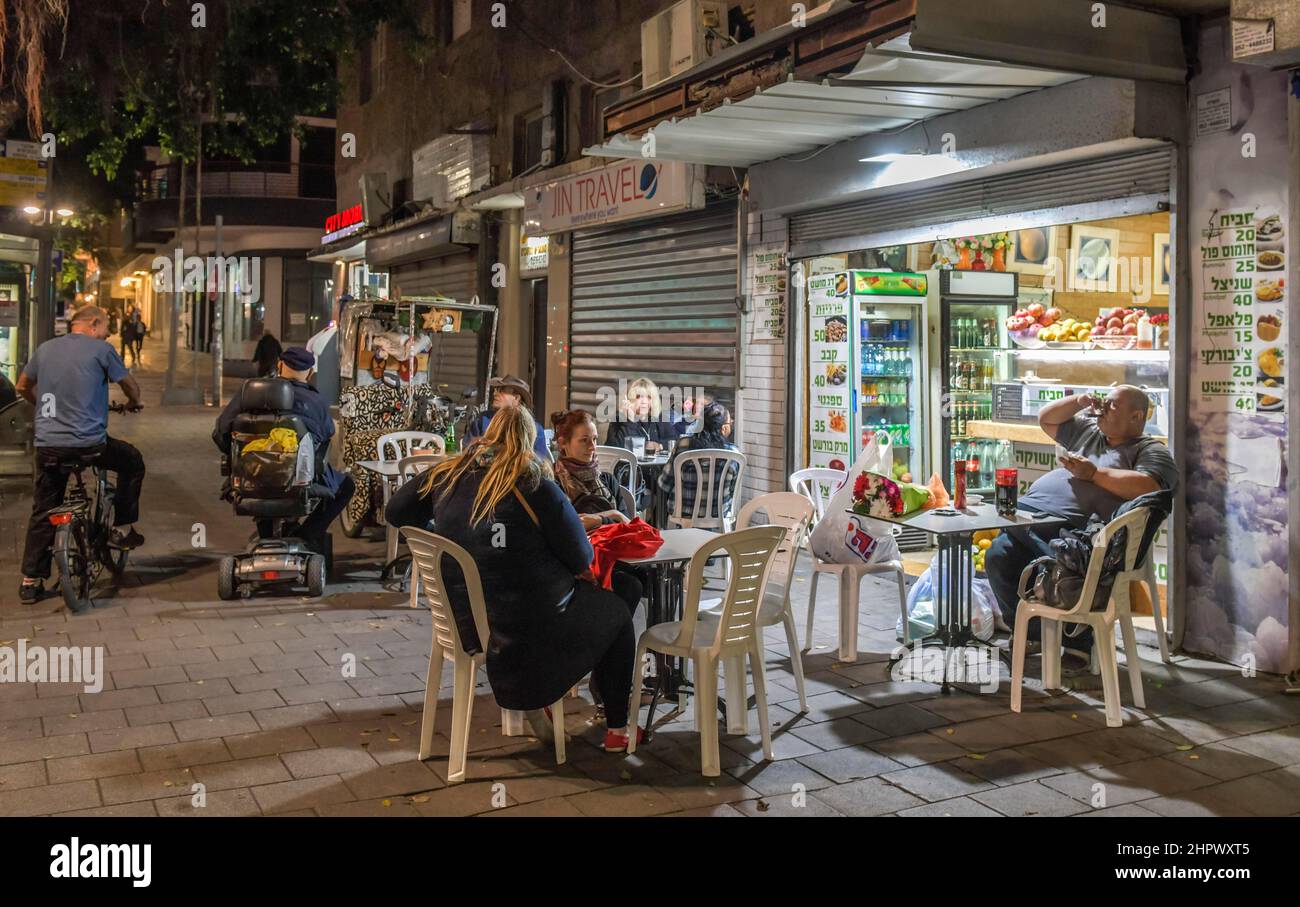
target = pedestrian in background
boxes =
[119,307,137,365]
[252,332,282,378]
[127,308,147,365]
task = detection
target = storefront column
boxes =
[1289,82,1300,680]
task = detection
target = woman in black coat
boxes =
[386,405,643,753]
[252,332,283,378]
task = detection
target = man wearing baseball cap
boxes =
[463,374,550,459]
[213,347,355,548]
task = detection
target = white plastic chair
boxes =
[398,456,440,610]
[402,526,566,782]
[790,468,909,659]
[1140,516,1171,663]
[665,448,746,532]
[627,524,786,777]
[595,444,639,505]
[789,467,845,526]
[378,431,442,563]
[699,493,815,724]
[1010,507,1152,728]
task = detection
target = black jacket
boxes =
[604,418,675,452]
[391,467,617,709]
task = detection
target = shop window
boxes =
[298,125,337,199]
[514,108,544,176]
[453,0,472,39]
[282,259,333,343]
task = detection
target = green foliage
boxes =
[45,0,423,185]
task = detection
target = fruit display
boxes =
[1086,306,1148,348]
[1005,304,1068,347]
[1036,316,1092,344]
[890,462,914,484]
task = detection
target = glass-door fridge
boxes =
[805,270,929,484]
[925,269,1019,496]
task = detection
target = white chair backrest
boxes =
[789,467,847,524]
[737,492,814,599]
[1062,506,1152,619]
[674,525,785,653]
[397,455,440,486]
[595,445,639,498]
[670,448,747,528]
[402,527,490,655]
[378,431,443,464]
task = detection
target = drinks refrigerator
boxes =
[805,270,930,484]
[925,269,1019,497]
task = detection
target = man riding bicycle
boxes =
[16,305,146,604]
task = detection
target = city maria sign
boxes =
[525,160,697,234]
[322,204,365,244]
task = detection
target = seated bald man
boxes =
[985,384,1177,661]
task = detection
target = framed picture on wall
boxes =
[1069,224,1121,289]
[1009,226,1060,276]
[1153,232,1171,296]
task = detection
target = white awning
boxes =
[583,35,1085,168]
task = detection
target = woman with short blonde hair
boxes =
[388,405,644,752]
[604,375,675,456]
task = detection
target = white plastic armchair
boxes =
[628,524,785,776]
[699,493,815,721]
[665,448,747,532]
[1010,506,1153,728]
[402,527,567,782]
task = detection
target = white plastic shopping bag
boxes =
[808,432,901,567]
[897,553,995,643]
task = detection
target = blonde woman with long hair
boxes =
[604,376,674,455]
[386,405,644,753]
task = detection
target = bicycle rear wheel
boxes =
[54,523,93,613]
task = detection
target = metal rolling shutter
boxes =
[569,203,739,417]
[790,146,1172,255]
[389,252,483,398]
[389,251,477,301]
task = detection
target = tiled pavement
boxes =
[2,364,1299,817]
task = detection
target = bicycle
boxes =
[49,402,138,613]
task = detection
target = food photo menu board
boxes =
[806,272,852,470]
[1197,207,1286,421]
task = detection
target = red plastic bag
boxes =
[586,518,663,589]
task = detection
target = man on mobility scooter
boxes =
[212,347,355,598]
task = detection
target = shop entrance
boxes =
[529,277,548,416]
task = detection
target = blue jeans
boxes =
[985,521,1093,651]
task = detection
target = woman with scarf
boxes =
[384,405,643,753]
[551,410,643,612]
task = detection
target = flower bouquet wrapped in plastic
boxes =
[851,471,931,518]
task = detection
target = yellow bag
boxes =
[243,428,299,453]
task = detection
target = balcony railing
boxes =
[137,160,336,202]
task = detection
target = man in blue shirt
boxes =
[16,306,146,604]
[463,375,550,460]
[213,347,354,550]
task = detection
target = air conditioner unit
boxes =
[359,173,390,225]
[641,0,730,90]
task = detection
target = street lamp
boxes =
[22,205,41,214]
[55,207,74,218]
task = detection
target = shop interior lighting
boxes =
[858,150,966,187]
[55,207,75,217]
[1009,349,1170,363]
[22,205,41,214]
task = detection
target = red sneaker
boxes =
[603,727,647,753]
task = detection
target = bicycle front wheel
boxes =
[54,523,94,613]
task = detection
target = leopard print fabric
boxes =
[338,383,442,524]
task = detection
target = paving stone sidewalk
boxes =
[2,363,1298,817]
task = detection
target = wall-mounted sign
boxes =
[525,160,696,234]
[749,243,787,342]
[0,155,47,207]
[1195,87,1232,137]
[322,204,365,244]
[1231,18,1274,58]
[520,234,549,272]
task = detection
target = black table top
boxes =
[846,502,1066,536]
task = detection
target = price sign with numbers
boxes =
[806,273,853,469]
